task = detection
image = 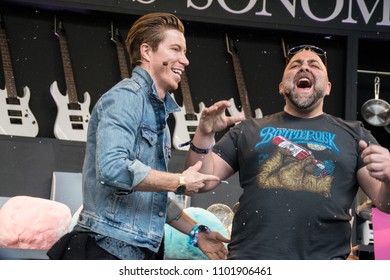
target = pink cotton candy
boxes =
[0,196,71,250]
[372,208,390,260]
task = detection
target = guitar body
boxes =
[50,81,91,142]
[228,97,263,119]
[171,93,205,151]
[0,86,39,137]
[0,15,39,137]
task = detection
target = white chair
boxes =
[50,171,82,216]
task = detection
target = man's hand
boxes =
[182,161,220,195]
[197,230,230,260]
[359,140,390,182]
[198,100,245,135]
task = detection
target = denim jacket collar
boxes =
[133,66,180,115]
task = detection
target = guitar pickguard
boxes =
[0,86,39,137]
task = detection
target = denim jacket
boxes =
[77,66,180,252]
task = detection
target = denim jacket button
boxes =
[158,211,164,217]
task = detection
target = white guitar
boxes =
[225,34,263,119]
[0,15,38,137]
[110,21,131,80]
[172,70,205,151]
[50,16,91,142]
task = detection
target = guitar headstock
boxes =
[225,33,238,55]
[54,15,65,38]
[110,21,122,44]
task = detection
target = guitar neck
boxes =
[230,53,252,118]
[115,42,130,79]
[110,23,130,80]
[179,71,195,114]
[58,34,79,104]
[0,23,17,98]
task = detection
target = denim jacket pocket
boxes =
[104,189,133,223]
[137,125,159,166]
[140,125,158,146]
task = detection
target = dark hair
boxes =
[125,13,185,67]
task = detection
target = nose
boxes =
[299,64,310,72]
[180,53,189,66]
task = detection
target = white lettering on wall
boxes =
[217,0,257,14]
[187,0,213,10]
[185,0,390,28]
[377,0,390,25]
[254,0,272,16]
[188,0,257,13]
[342,0,358,24]
[356,0,380,24]
[342,0,390,26]
[132,0,155,4]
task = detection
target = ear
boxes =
[140,43,151,62]
[278,81,284,95]
[326,81,332,96]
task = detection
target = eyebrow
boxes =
[289,58,322,66]
[169,42,186,51]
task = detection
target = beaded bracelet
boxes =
[188,224,211,247]
[179,140,214,154]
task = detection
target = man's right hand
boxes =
[181,161,220,195]
[198,100,245,135]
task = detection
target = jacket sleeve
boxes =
[166,197,183,223]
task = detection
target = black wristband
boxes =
[179,140,213,154]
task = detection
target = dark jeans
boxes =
[47,231,163,260]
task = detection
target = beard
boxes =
[284,87,326,111]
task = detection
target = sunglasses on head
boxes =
[286,45,327,67]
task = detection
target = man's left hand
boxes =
[197,230,230,260]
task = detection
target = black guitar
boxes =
[110,21,131,79]
[225,33,262,119]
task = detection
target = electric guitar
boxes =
[50,16,91,142]
[225,34,263,119]
[110,21,130,79]
[0,15,39,137]
[172,70,205,151]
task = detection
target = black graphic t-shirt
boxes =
[214,112,377,259]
